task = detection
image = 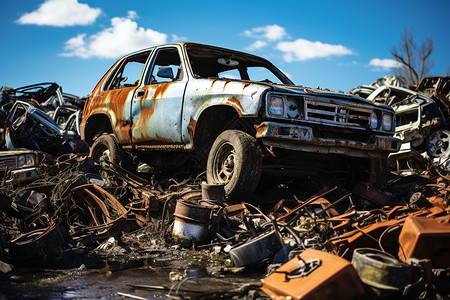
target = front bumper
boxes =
[255,121,401,158]
[6,167,40,184]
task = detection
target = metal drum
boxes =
[172,200,213,246]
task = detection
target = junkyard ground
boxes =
[0,235,259,299]
[1,166,450,299]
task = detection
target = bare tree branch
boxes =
[390,27,433,87]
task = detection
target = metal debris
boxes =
[0,76,449,299]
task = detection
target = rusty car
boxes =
[81,43,401,200]
[367,84,450,159]
[3,101,87,157]
[0,149,53,184]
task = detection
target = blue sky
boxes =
[1,0,449,97]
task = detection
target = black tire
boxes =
[207,130,262,201]
[90,134,122,165]
[426,130,450,158]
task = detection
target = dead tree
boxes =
[391,28,433,87]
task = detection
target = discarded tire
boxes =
[8,220,67,267]
[352,248,411,297]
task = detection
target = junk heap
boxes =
[0,80,449,300]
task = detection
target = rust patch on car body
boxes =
[227,97,244,113]
[152,82,172,101]
[188,116,197,148]
[255,123,267,137]
[155,134,173,143]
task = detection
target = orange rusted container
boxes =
[398,215,450,268]
[261,249,364,300]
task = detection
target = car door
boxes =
[131,46,187,147]
[93,50,152,144]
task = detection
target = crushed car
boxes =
[0,82,85,149]
[0,149,53,184]
[366,83,450,159]
[81,42,401,200]
[349,75,409,99]
[3,100,88,157]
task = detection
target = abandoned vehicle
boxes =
[3,101,87,157]
[0,149,52,184]
[367,84,450,159]
[81,42,401,200]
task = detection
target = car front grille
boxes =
[304,98,371,128]
[0,156,17,170]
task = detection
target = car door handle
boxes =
[136,90,145,97]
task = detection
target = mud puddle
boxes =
[0,237,259,299]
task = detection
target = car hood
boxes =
[0,149,39,157]
[267,83,392,110]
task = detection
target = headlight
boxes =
[382,113,393,131]
[17,154,36,168]
[268,95,284,116]
[370,112,379,129]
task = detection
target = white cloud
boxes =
[61,11,168,59]
[17,0,101,27]
[276,39,353,62]
[246,40,268,51]
[244,25,287,42]
[369,58,403,70]
[127,11,138,20]
[171,34,187,42]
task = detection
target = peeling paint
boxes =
[227,97,244,113]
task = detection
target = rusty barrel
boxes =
[172,200,213,246]
[201,183,225,203]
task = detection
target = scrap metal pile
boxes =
[0,79,449,299]
[0,153,449,299]
[350,76,450,177]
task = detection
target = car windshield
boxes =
[185,44,293,85]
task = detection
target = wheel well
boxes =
[84,114,113,144]
[193,106,258,165]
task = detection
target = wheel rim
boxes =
[427,131,450,158]
[92,144,111,163]
[212,142,235,184]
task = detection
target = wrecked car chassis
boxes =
[81,43,400,200]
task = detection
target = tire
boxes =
[207,130,262,201]
[90,134,122,165]
[426,130,450,158]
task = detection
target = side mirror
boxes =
[157,67,174,79]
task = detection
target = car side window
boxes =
[148,48,182,85]
[106,51,151,90]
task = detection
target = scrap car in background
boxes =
[366,80,450,159]
[81,42,400,200]
[3,101,87,157]
[0,82,86,152]
[349,75,409,99]
[0,149,53,184]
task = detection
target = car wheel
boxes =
[90,134,122,165]
[427,130,450,158]
[207,130,262,201]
